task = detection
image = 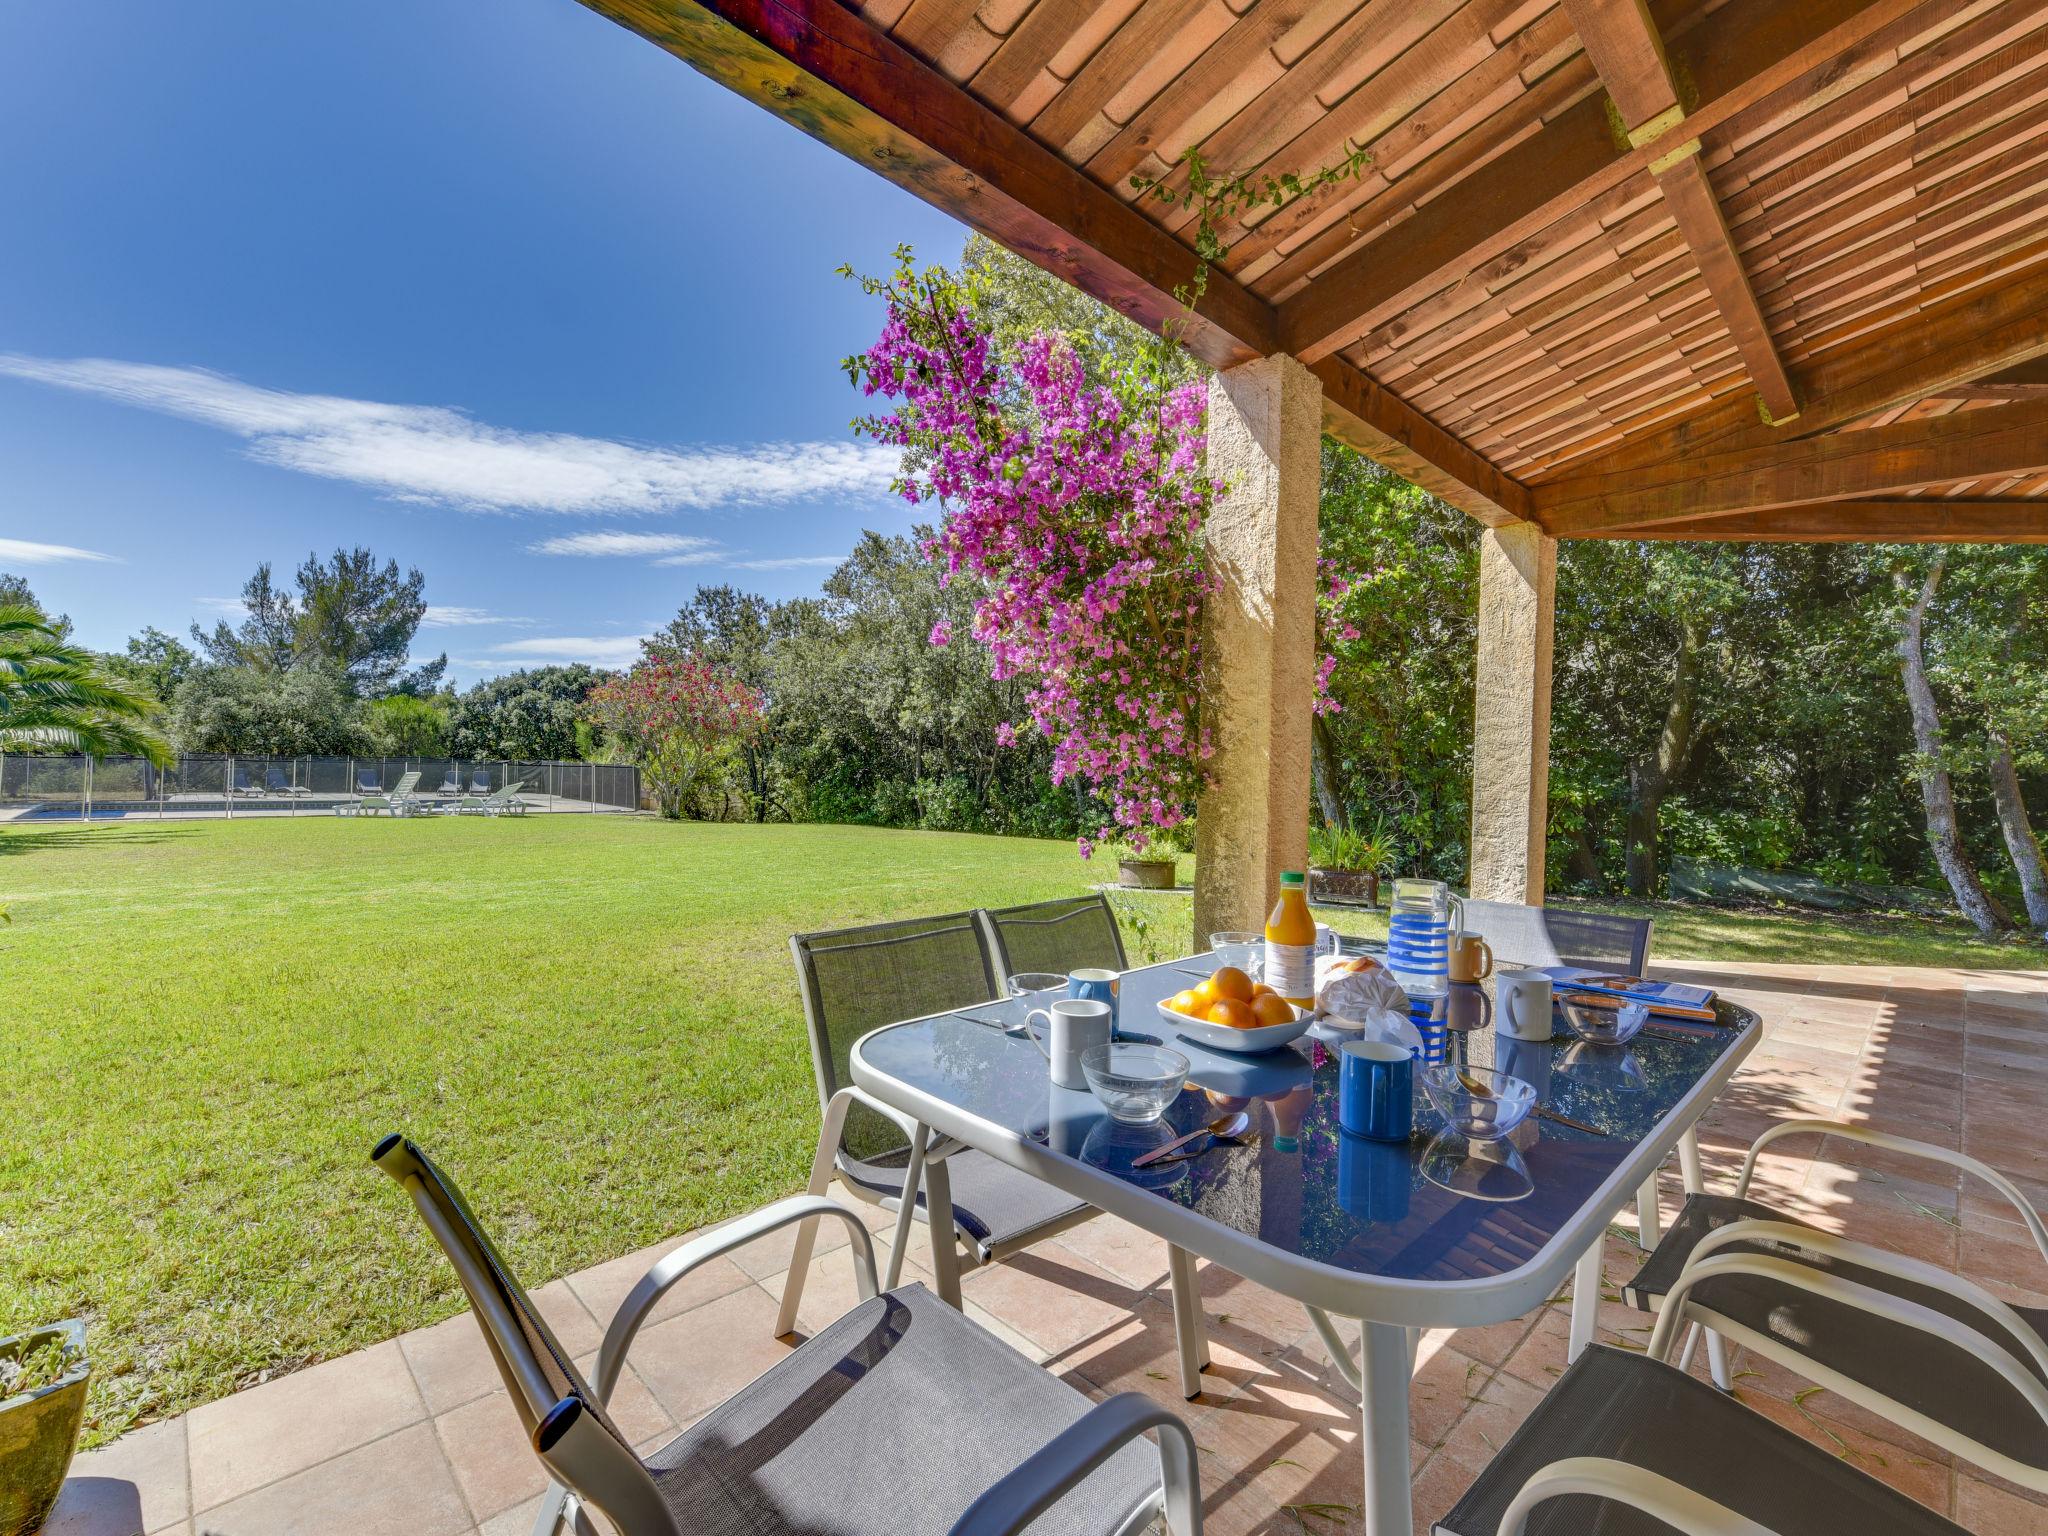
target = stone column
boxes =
[1193,353,1322,939]
[1469,520,1557,904]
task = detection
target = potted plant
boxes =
[1308,820,1396,907]
[0,1318,88,1536]
[1109,833,1180,890]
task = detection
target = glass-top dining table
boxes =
[849,949,1761,1536]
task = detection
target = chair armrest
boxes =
[1502,1457,1780,1536]
[947,1392,1201,1536]
[589,1195,876,1402]
[1738,1119,2048,1266]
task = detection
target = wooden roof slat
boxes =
[1275,0,1931,362]
[1535,396,2048,531]
[1567,498,2048,539]
[1027,0,1233,158]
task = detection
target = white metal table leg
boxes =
[1567,1236,1603,1363]
[1677,1126,1704,1192]
[1635,1172,1662,1250]
[1166,1244,1207,1398]
[1358,1320,1415,1536]
[881,1127,931,1292]
[922,1154,964,1308]
[1671,1124,1729,1384]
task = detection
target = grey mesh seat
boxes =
[786,912,1095,1303]
[1456,897,1651,973]
[1434,1345,1968,1536]
[980,893,1127,976]
[372,1135,1201,1536]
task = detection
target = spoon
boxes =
[1456,1067,1495,1099]
[1132,1111,1251,1168]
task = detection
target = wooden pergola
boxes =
[581,0,2048,921]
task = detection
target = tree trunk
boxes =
[1567,823,1602,887]
[1987,730,2048,932]
[1898,558,2010,936]
[1309,712,1345,829]
[1624,617,1702,898]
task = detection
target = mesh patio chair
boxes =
[263,765,307,797]
[1456,897,1652,974]
[373,1135,1201,1536]
[979,893,1128,978]
[785,912,1215,1396]
[1434,1195,2048,1534]
[1618,1116,2048,1390]
[356,769,382,794]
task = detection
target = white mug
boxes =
[1026,998,1114,1091]
[1496,970,1554,1042]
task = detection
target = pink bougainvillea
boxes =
[846,255,1217,853]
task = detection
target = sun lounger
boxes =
[230,766,265,798]
[453,780,526,816]
[264,766,308,798]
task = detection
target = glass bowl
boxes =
[1556,992,1649,1047]
[1079,1042,1189,1124]
[1420,1065,1535,1141]
[1207,931,1263,978]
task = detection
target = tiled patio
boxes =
[46,962,2048,1536]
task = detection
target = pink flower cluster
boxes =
[847,261,1214,849]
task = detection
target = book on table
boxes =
[1539,968,1718,1022]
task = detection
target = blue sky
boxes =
[0,2,962,681]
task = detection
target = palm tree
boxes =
[0,604,170,763]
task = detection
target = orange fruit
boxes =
[1167,989,1203,1016]
[1250,993,1296,1027]
[1190,976,1222,1007]
[1205,997,1257,1030]
[1249,981,1276,999]
[1210,965,1255,1004]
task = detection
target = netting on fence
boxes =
[0,754,641,819]
[1668,856,1951,916]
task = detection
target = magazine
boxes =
[1538,967,1719,1021]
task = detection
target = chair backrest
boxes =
[393,771,421,796]
[790,913,998,1162]
[265,766,289,790]
[357,772,380,792]
[473,772,491,791]
[1459,898,1652,974]
[371,1134,676,1534]
[979,893,1128,978]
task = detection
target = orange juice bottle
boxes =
[1265,871,1317,1007]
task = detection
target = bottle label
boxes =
[1265,940,1315,1004]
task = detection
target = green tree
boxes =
[191,549,441,695]
[102,626,199,705]
[647,586,780,817]
[167,665,365,756]
[445,666,604,760]
[363,693,451,756]
[0,605,169,761]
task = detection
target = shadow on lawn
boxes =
[0,823,205,855]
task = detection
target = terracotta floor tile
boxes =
[432,1389,545,1524]
[959,1240,1151,1357]
[187,1339,424,1510]
[756,1238,932,1340]
[621,1284,793,1425]
[1051,1212,1176,1292]
[562,1231,753,1335]
[192,1422,469,1536]
[398,1279,601,1417]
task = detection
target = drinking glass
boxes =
[1208,931,1262,979]
[1006,972,1067,1035]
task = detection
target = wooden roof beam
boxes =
[1565,500,2048,542]
[1535,398,2048,533]
[1276,0,1927,367]
[1924,358,2048,400]
[1561,0,1799,423]
[577,0,1534,529]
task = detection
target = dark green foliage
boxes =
[167,664,365,756]
[444,664,602,762]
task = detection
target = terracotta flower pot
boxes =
[1,1319,88,1536]
[1117,857,1177,890]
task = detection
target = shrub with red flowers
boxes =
[585,654,765,819]
[844,250,1215,855]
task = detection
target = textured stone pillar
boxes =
[1469,520,1557,904]
[1193,353,1322,939]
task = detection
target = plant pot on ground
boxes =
[0,1319,88,1536]
[1116,856,1177,890]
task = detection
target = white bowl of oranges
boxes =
[1159,966,1311,1054]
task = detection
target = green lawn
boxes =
[1,815,2037,1443]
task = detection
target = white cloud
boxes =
[528,530,720,559]
[729,554,848,571]
[0,537,117,565]
[195,595,250,617]
[421,604,532,628]
[483,635,648,668]
[0,353,901,515]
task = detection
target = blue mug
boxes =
[1337,1129,1413,1223]
[1339,1040,1413,1142]
[1068,968,1119,1030]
